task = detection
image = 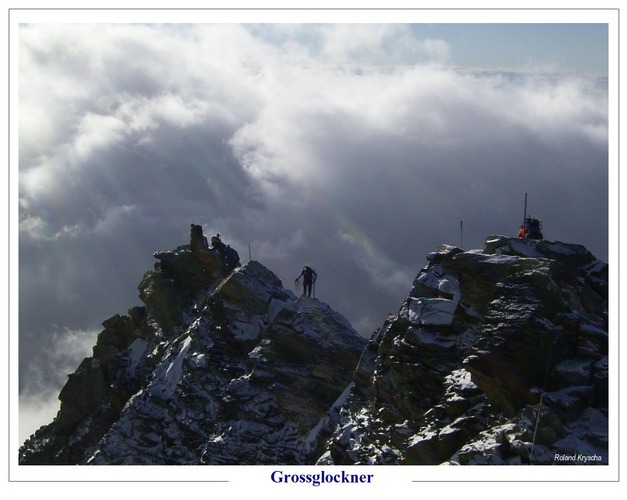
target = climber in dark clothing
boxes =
[296,265,317,297]
[210,233,226,252]
[518,217,544,240]
[209,233,240,270]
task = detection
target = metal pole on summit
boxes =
[460,220,463,249]
[523,192,528,225]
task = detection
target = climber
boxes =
[222,245,240,271]
[211,233,226,253]
[207,232,240,271]
[525,217,543,240]
[296,265,317,297]
[518,217,543,240]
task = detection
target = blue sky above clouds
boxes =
[247,23,608,74]
[14,17,611,445]
[409,24,608,74]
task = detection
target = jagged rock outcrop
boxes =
[315,236,608,465]
[19,240,366,465]
[19,234,608,466]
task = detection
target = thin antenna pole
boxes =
[523,192,528,223]
[248,244,252,262]
[460,220,463,248]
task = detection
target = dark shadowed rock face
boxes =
[19,246,366,465]
[315,237,608,465]
[19,236,608,466]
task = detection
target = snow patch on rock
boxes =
[147,335,192,400]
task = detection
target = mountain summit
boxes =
[19,232,608,465]
[316,236,608,465]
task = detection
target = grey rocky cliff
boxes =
[19,242,366,465]
[19,235,608,466]
[315,236,608,465]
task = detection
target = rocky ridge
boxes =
[316,236,608,465]
[19,240,366,465]
[19,234,608,465]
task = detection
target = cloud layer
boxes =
[17,23,608,442]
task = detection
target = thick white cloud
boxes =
[17,23,609,442]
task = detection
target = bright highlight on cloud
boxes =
[17,23,608,444]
